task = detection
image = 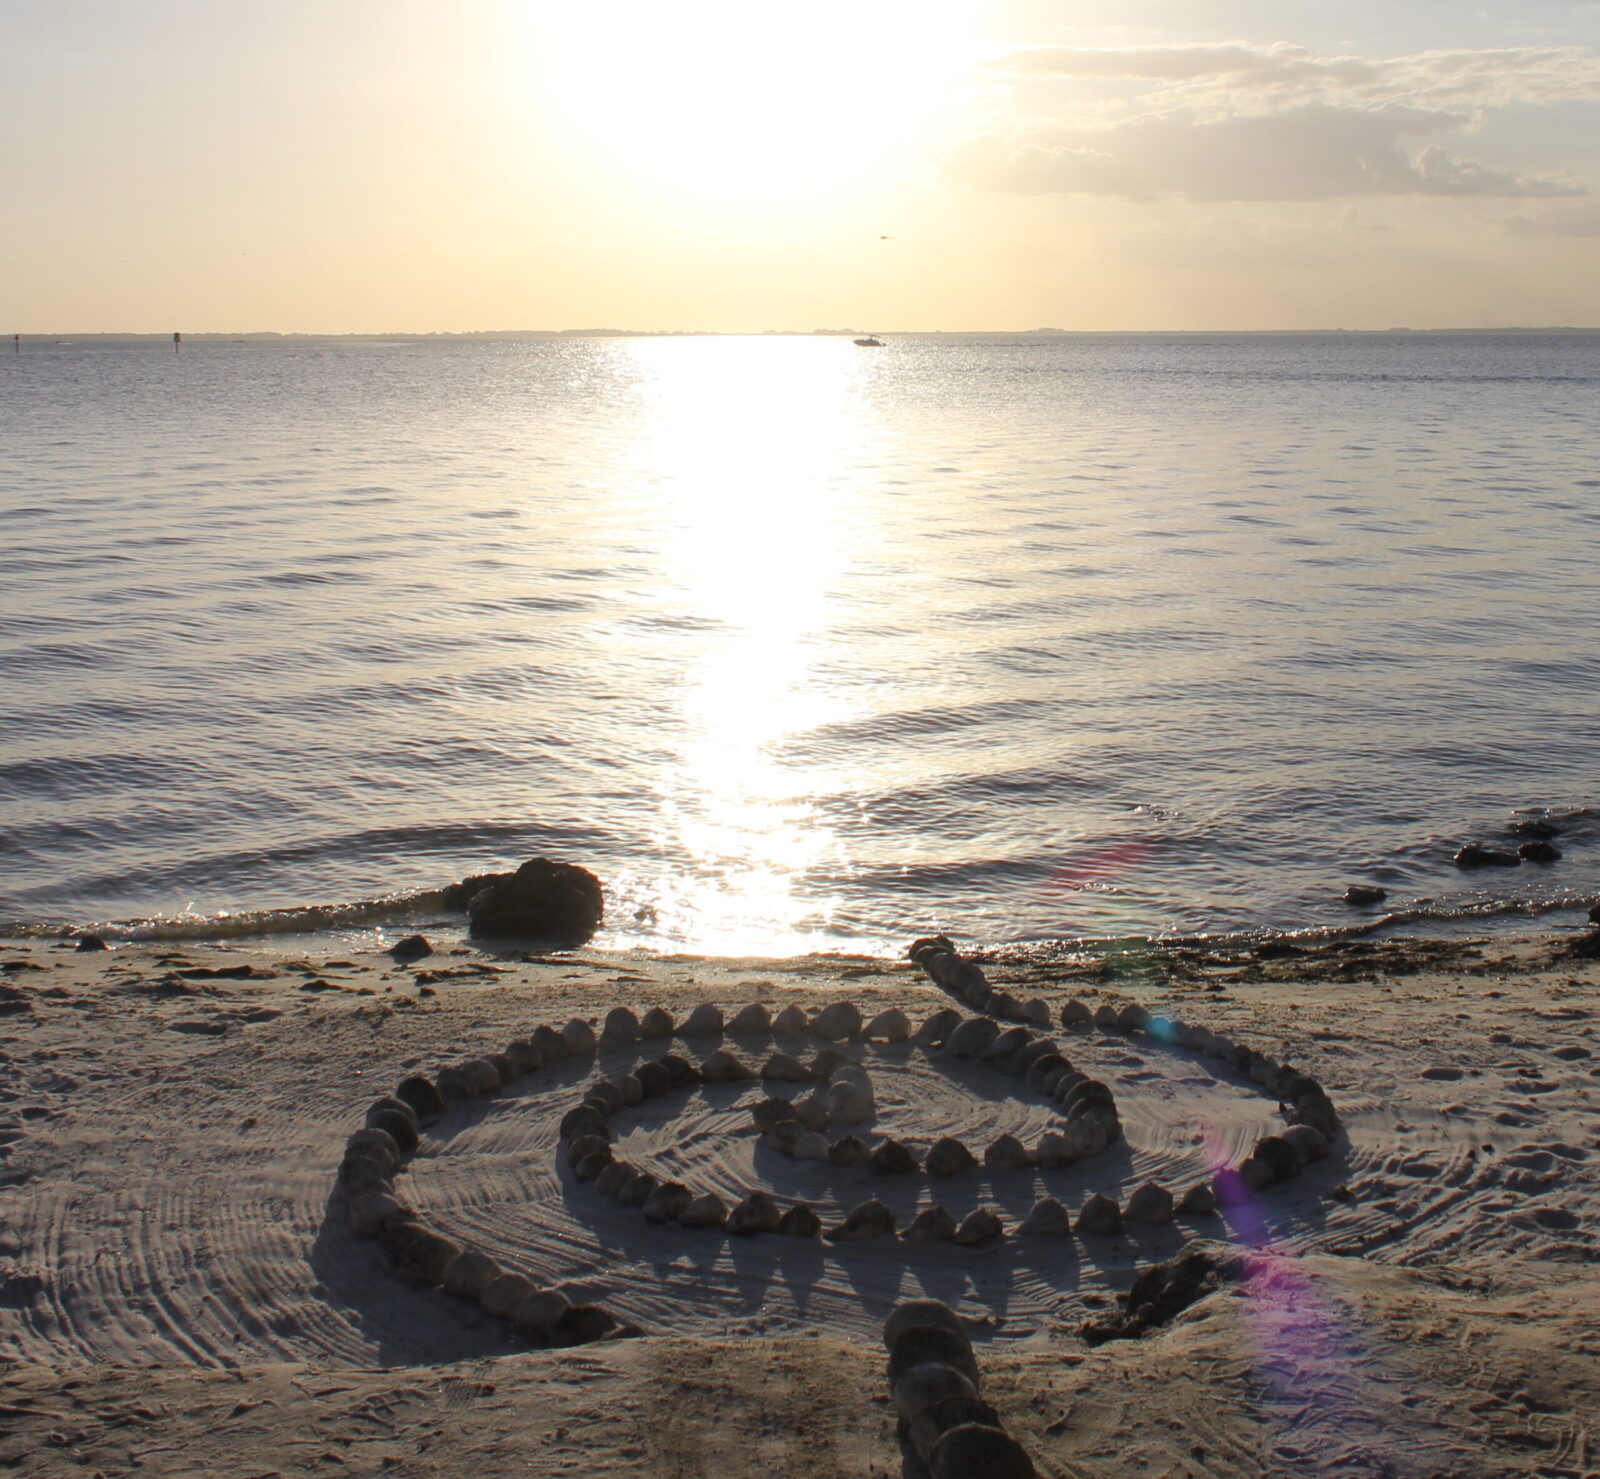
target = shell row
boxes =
[907,936,1052,1028]
[883,1298,1039,1478]
[338,1013,650,1346]
[1056,993,1340,1196]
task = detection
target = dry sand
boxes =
[1,931,1597,1477]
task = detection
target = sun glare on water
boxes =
[619,336,881,954]
[521,2,976,221]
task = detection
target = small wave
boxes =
[0,887,456,942]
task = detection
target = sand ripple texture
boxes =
[4,949,1593,1370]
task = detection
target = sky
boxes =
[4,0,1599,332]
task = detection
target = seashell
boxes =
[434,1066,476,1103]
[1178,1181,1217,1215]
[727,1191,782,1235]
[993,991,1024,1019]
[793,1130,831,1161]
[618,1172,658,1208]
[827,1198,897,1241]
[677,1193,728,1229]
[925,1137,976,1176]
[827,1134,872,1169]
[1238,1156,1274,1192]
[887,1325,979,1386]
[600,1006,640,1044]
[777,1201,822,1237]
[983,1134,1033,1172]
[1117,1003,1149,1033]
[752,1097,800,1132]
[642,1181,693,1223]
[922,949,960,987]
[586,1080,626,1116]
[531,1024,568,1061]
[1021,998,1052,1028]
[512,1287,569,1336]
[955,960,989,998]
[944,1017,1001,1058]
[1039,1066,1074,1097]
[1281,1123,1330,1165]
[892,1362,979,1422]
[593,1161,632,1198]
[903,1204,958,1242]
[346,1190,408,1238]
[765,1120,804,1155]
[913,1008,963,1047]
[366,1107,419,1154]
[909,1397,1003,1464]
[1050,1069,1086,1103]
[808,1048,851,1082]
[1011,1039,1059,1075]
[441,1250,501,1300]
[480,1271,537,1319]
[339,1156,394,1196]
[1060,999,1092,1026]
[882,1300,971,1352]
[979,1026,1033,1068]
[829,1061,872,1089]
[1074,1192,1123,1237]
[700,1049,754,1083]
[1057,1115,1106,1160]
[638,1006,675,1039]
[1124,1182,1174,1225]
[574,1150,613,1182]
[1017,1196,1072,1237]
[760,1051,812,1082]
[567,1133,612,1168]
[952,1208,1004,1246]
[634,1060,672,1098]
[547,1304,620,1347]
[1023,1054,1068,1092]
[1287,1086,1340,1139]
[870,1139,920,1175]
[504,1038,544,1076]
[456,1058,500,1096]
[928,1424,1037,1479]
[824,1079,874,1125]
[659,1053,699,1088]
[729,1002,771,1034]
[793,1093,830,1131]
[1204,1034,1236,1062]
[560,1105,610,1140]
[561,1019,597,1057]
[1093,1004,1119,1030]
[1034,1132,1074,1170]
[393,1227,461,1285]
[681,1003,725,1037]
[613,1073,644,1107]
[486,1052,519,1087]
[1249,1055,1280,1087]
[1062,1078,1114,1115]
[864,1007,912,1043]
[347,1127,401,1168]
[772,1004,810,1033]
[395,1074,445,1123]
[1253,1135,1301,1182]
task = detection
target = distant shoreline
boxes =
[11,326,1600,344]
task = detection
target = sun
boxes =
[518,2,977,223]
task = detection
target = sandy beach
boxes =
[2,928,1597,1477]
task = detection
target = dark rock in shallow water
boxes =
[390,933,433,963]
[1343,884,1387,906]
[75,935,109,952]
[1510,818,1558,840]
[1453,841,1520,870]
[1518,840,1562,863]
[461,857,604,943]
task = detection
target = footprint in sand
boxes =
[1421,1066,1464,1081]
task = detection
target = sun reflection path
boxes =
[622,337,878,956]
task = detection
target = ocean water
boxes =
[2,332,1597,955]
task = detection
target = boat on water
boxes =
[853,336,884,347]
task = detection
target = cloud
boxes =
[954,42,1598,202]
[989,42,1600,113]
[952,105,1581,202]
